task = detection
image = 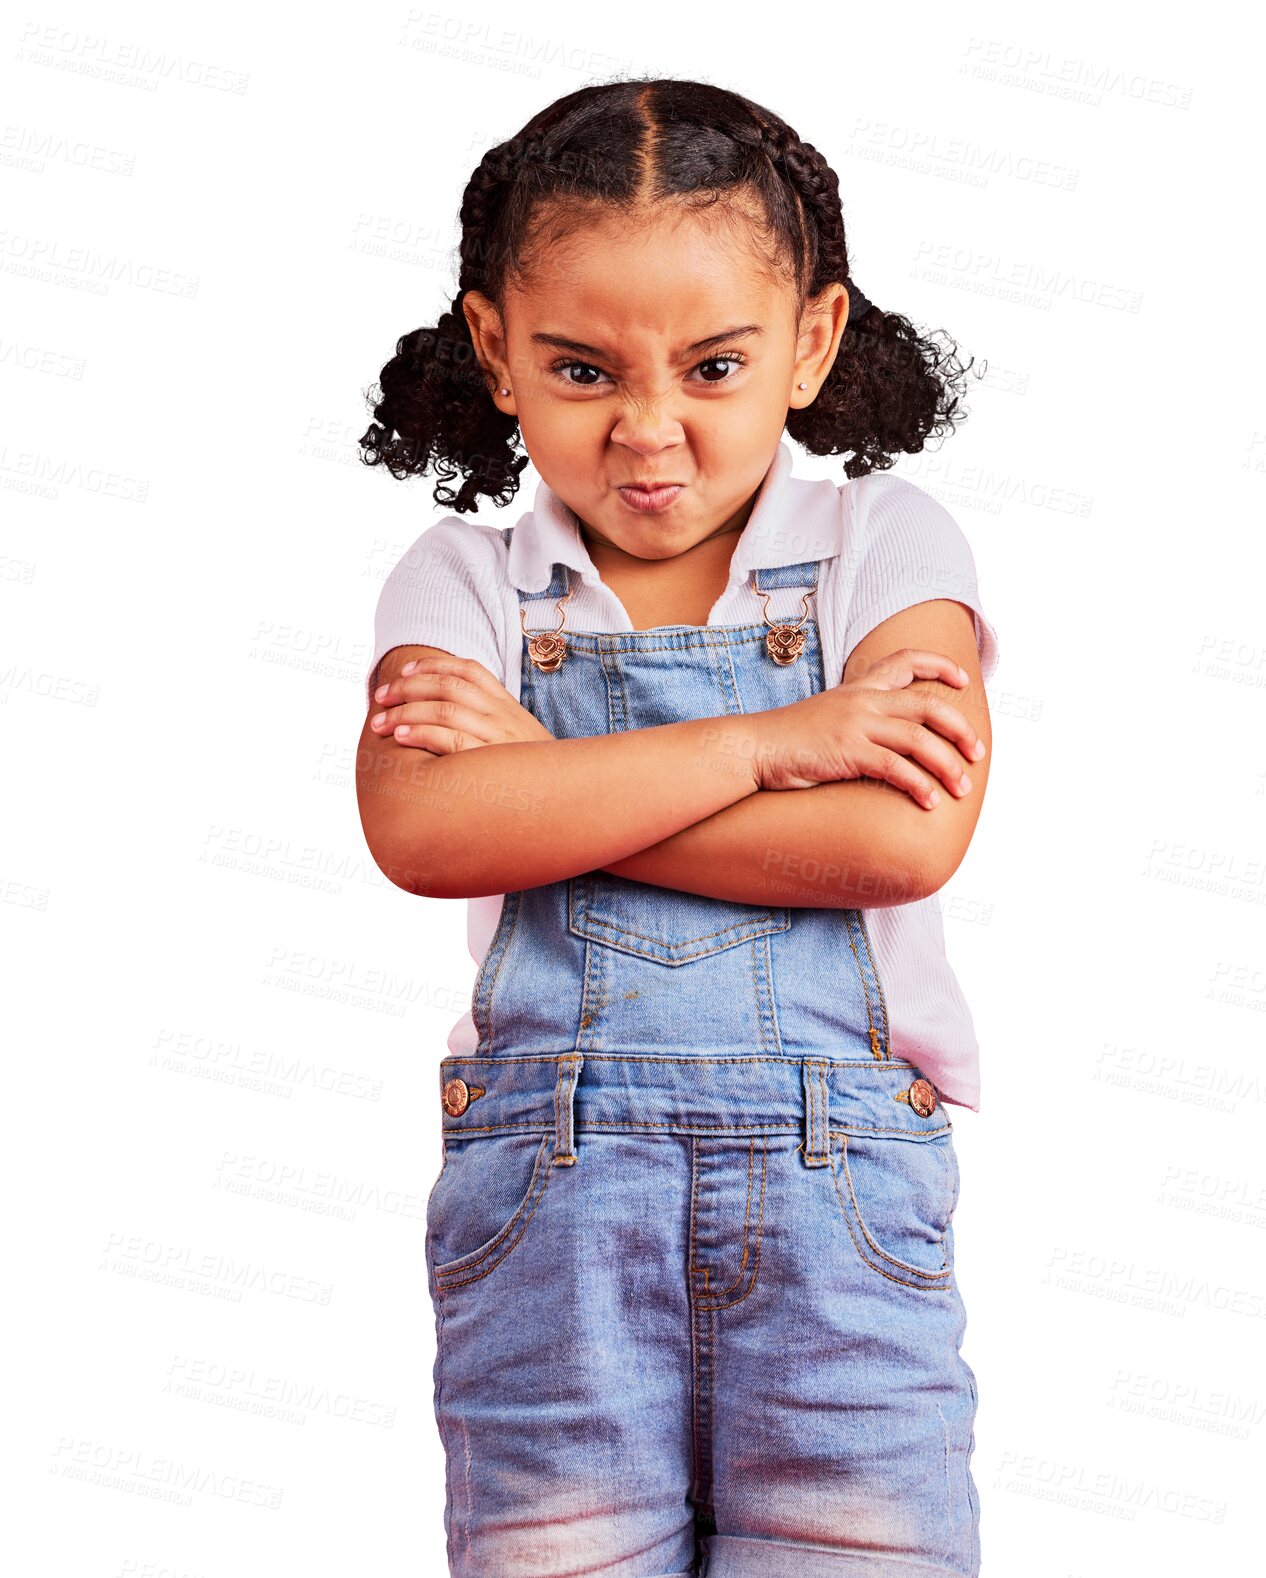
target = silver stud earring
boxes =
[500,386,510,395]
[798,381,808,390]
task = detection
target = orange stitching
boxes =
[760,929,782,1051]
[569,898,791,961]
[433,1135,551,1288]
[854,909,892,1058]
[551,1065,560,1154]
[688,1140,709,1283]
[562,1056,581,1160]
[437,1117,950,1136]
[697,1143,767,1311]
[571,883,601,1052]
[842,910,881,1057]
[688,1136,706,1489]
[443,1121,800,1136]
[438,1053,921,1070]
[830,1137,953,1288]
[549,1055,581,1163]
[711,1139,756,1299]
[472,890,523,1055]
[831,1122,953,1137]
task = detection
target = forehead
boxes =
[505,200,794,340]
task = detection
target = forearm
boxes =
[600,778,939,909]
[361,714,760,898]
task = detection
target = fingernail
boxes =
[371,711,386,727]
[958,666,969,682]
[395,725,411,737]
[401,660,417,675]
[972,739,986,759]
[959,774,972,794]
[374,683,389,702]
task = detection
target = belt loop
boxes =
[802,1059,830,1168]
[552,1054,583,1166]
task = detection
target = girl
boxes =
[356,77,998,1578]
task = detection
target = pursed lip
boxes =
[615,481,686,513]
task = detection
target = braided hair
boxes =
[359,78,978,510]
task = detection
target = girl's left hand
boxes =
[369,652,553,753]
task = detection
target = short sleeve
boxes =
[365,517,510,709]
[841,475,1000,685]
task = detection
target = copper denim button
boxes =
[442,1077,470,1117]
[908,1077,939,1117]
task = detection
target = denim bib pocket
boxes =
[426,1132,553,1293]
[568,872,791,965]
[831,1127,959,1290]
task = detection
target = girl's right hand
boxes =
[749,648,986,805]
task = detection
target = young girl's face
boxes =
[464,200,847,565]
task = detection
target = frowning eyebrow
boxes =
[530,324,763,365]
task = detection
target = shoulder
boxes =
[836,472,1001,684]
[367,515,518,707]
[842,471,970,558]
[840,472,984,607]
[379,514,510,601]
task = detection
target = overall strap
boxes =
[521,563,572,603]
[750,558,822,594]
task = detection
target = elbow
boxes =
[356,754,459,899]
[360,812,490,901]
[372,848,448,899]
[895,780,990,904]
[902,832,971,905]
[903,860,956,906]
[361,818,475,901]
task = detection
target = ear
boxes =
[791,282,849,408]
[461,290,514,412]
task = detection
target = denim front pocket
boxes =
[426,1133,553,1293]
[832,1129,959,1290]
[568,872,791,965]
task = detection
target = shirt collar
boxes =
[506,438,843,595]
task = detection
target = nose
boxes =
[609,401,685,455]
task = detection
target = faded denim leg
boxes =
[699,1133,979,1576]
[427,1129,701,1577]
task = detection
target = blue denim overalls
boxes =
[424,549,981,1578]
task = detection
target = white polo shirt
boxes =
[367,438,1001,1110]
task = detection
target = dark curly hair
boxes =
[359,76,979,511]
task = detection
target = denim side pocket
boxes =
[832,1130,959,1290]
[426,1133,553,1294]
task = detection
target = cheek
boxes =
[516,401,608,475]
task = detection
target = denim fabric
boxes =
[424,558,981,1575]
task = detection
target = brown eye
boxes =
[551,361,606,387]
[693,354,746,384]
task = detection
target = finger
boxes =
[851,648,969,691]
[368,699,500,749]
[863,714,975,798]
[864,688,987,768]
[373,671,502,718]
[859,741,945,810]
[370,676,502,730]
[373,654,504,709]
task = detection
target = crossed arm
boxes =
[357,598,991,910]
[598,598,992,909]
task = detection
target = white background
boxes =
[3,1,1264,1573]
